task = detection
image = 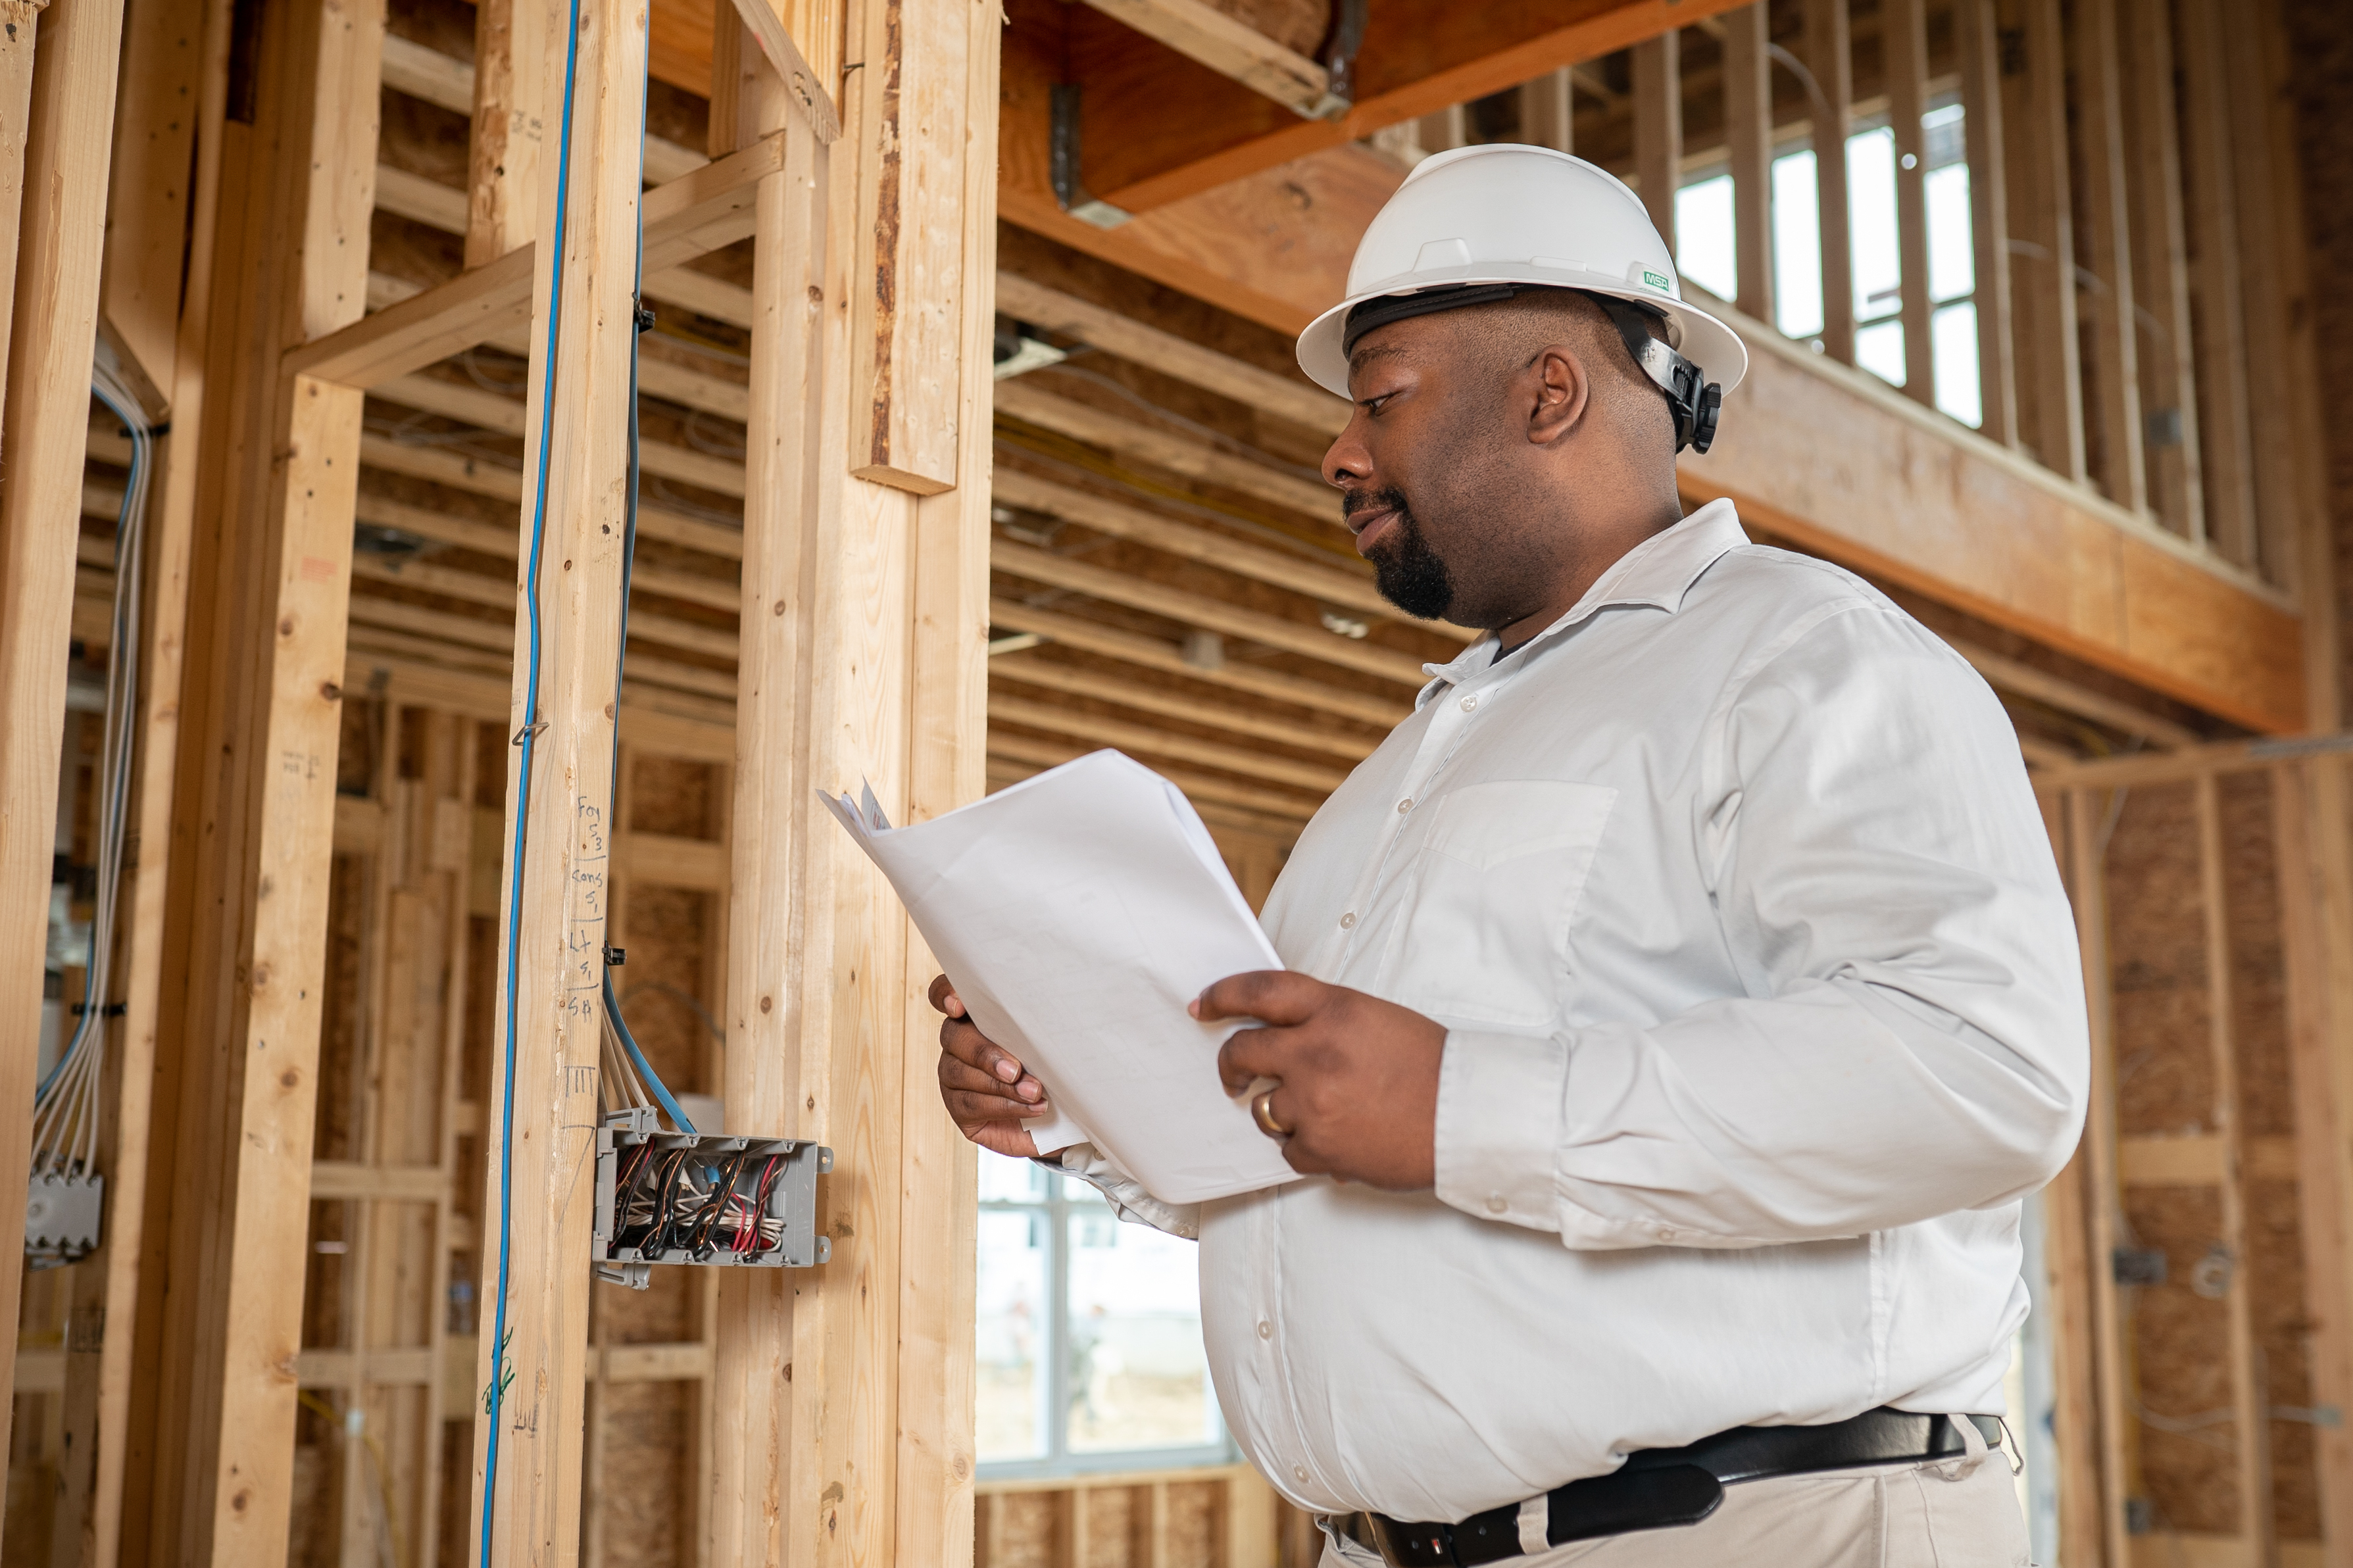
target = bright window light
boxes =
[1848,126,1901,323]
[1675,173,1737,303]
[1926,162,1975,303]
[1933,301,1983,427]
[1772,149,1823,341]
[1857,318,1906,387]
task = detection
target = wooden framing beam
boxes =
[1800,0,1853,364]
[2119,0,2204,543]
[1048,0,1755,219]
[1076,0,1335,119]
[294,132,786,389]
[987,729,1318,820]
[992,270,1345,435]
[994,376,1333,518]
[1631,31,1680,252]
[2068,0,2145,515]
[0,0,128,1448]
[1721,3,1772,326]
[1884,0,1933,406]
[1689,302,2304,735]
[1519,69,1572,155]
[712,37,827,1550]
[983,596,1407,727]
[51,1,225,1556]
[1954,0,2016,449]
[2177,0,2258,570]
[990,692,1347,792]
[466,0,646,1557]
[989,464,1465,635]
[847,0,973,494]
[991,538,1431,685]
[988,652,1380,759]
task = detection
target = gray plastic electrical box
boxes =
[24,1173,103,1267]
[591,1108,830,1288]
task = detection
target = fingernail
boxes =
[994,1060,1019,1083]
[1187,996,1201,1018]
[1018,1081,1041,1101]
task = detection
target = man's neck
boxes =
[1491,502,1685,656]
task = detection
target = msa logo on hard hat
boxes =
[1639,270,1672,293]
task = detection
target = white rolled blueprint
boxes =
[822,750,1302,1204]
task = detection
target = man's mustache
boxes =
[1342,486,1412,526]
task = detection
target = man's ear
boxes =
[1526,343,1591,447]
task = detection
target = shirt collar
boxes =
[1414,499,1749,707]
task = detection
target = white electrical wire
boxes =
[33,355,153,1185]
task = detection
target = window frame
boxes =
[976,1156,1239,1482]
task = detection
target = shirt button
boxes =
[1460,693,1478,711]
[1656,1227,1678,1242]
[1257,1319,1272,1340]
[1485,1195,1508,1215]
[1293,1465,1310,1483]
[1339,912,1356,929]
[1397,798,1412,814]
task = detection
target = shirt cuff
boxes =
[1053,1142,1202,1240]
[1433,1029,1567,1229]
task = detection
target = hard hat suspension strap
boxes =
[1585,295,1722,456]
[1338,283,1724,456]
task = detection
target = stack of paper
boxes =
[824,750,1302,1204]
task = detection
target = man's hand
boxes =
[1199,971,1445,1189]
[930,974,1054,1158]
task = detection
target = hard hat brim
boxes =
[1297,270,1749,404]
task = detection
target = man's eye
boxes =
[1359,393,1395,415]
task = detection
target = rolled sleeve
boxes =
[1432,1029,1566,1231]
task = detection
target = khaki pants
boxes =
[1321,1428,2031,1568]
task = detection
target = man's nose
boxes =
[1322,418,1372,491]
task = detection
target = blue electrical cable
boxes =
[482,0,584,1555]
[602,62,697,1140]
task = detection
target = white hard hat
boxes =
[1297,143,1748,417]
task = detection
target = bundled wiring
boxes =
[30,354,155,1250]
[605,1144,788,1261]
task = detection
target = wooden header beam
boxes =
[1049,0,1754,217]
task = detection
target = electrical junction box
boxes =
[591,1108,830,1289]
[24,1173,103,1268]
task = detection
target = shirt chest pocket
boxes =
[1379,779,1618,1029]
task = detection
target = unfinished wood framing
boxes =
[2039,741,2353,1565]
[1720,2,1771,326]
[2119,0,2205,543]
[2068,0,2145,516]
[9,0,2353,1562]
[468,0,647,1555]
[0,0,129,1448]
[1800,0,1853,364]
[1630,31,1679,252]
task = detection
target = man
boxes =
[937,146,2086,1565]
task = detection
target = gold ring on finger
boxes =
[1251,1088,1291,1140]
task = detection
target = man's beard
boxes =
[1354,489,1454,621]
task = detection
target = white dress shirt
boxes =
[1059,499,2088,1523]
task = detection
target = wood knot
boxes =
[279,1068,299,1089]
[760,995,774,1014]
[318,681,341,702]
[278,618,295,637]
[250,965,271,991]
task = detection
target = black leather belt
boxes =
[1337,1409,2004,1567]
